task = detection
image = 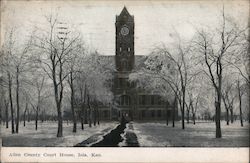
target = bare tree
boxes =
[66,42,85,133]
[28,76,45,130]
[129,54,178,128]
[130,36,196,129]
[1,25,33,133]
[193,7,246,138]
[13,49,31,133]
[32,14,81,137]
[79,52,114,127]
[1,28,17,134]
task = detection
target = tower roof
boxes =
[116,6,134,22]
[120,6,130,16]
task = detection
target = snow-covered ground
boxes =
[133,121,249,147]
[1,121,118,147]
[2,121,248,147]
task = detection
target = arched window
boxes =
[120,95,131,106]
[121,60,128,70]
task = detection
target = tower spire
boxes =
[116,6,133,22]
[120,6,130,16]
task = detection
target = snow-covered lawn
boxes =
[1,121,119,147]
[133,121,249,147]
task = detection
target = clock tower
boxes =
[115,6,135,71]
[113,7,135,120]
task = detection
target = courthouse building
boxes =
[98,7,177,121]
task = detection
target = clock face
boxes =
[120,26,129,36]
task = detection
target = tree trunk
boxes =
[27,109,30,122]
[71,95,77,133]
[192,113,195,125]
[236,79,244,126]
[35,109,38,130]
[110,103,112,121]
[93,100,97,126]
[15,68,20,133]
[53,74,63,137]
[84,84,88,124]
[166,105,169,126]
[222,95,229,125]
[87,94,92,128]
[88,109,92,128]
[23,101,28,127]
[80,84,86,130]
[57,104,63,137]
[215,61,222,138]
[230,107,234,123]
[190,102,196,125]
[239,93,243,127]
[51,59,64,138]
[215,96,222,138]
[81,116,84,130]
[187,108,190,124]
[5,99,9,128]
[97,107,100,125]
[41,110,44,123]
[226,108,229,125]
[172,97,176,128]
[181,104,185,129]
[84,109,88,124]
[8,72,15,134]
[181,90,185,129]
[23,113,26,127]
[93,108,96,126]
[23,110,26,127]
[70,72,77,133]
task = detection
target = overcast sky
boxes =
[1,0,249,56]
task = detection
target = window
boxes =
[117,78,123,88]
[125,78,130,88]
[157,110,161,117]
[157,96,162,105]
[122,60,128,70]
[139,95,146,105]
[120,95,131,106]
[142,110,146,118]
[119,47,122,52]
[151,95,155,105]
[128,47,130,52]
[120,78,123,87]
[120,59,129,71]
[151,110,155,117]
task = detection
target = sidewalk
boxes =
[120,122,140,147]
[75,126,117,147]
